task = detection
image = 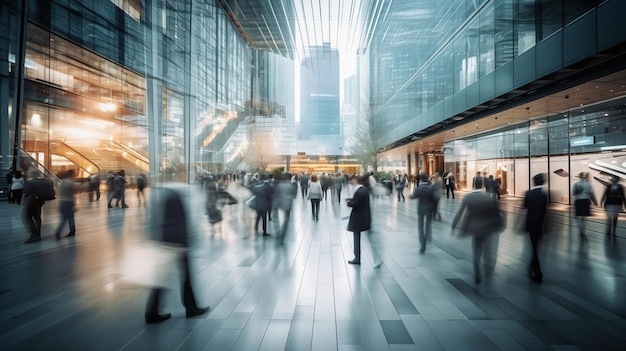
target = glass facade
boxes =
[369,0,611,148]
[2,0,252,184]
[444,97,626,203]
[2,0,625,191]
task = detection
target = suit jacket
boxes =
[523,187,548,233]
[347,186,371,232]
[251,181,273,211]
[445,175,455,186]
[452,190,502,235]
[161,188,188,247]
[409,182,437,215]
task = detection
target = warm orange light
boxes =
[98,102,117,112]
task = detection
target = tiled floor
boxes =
[0,182,625,350]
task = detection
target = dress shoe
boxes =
[107,204,113,208]
[474,277,482,284]
[122,204,129,208]
[25,236,41,244]
[145,313,171,324]
[186,306,209,318]
[262,233,271,237]
[348,259,360,265]
[65,232,75,237]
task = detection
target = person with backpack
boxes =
[601,176,626,237]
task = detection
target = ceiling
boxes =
[217,0,384,62]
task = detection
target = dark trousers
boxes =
[301,184,308,198]
[10,189,23,204]
[446,185,455,198]
[23,203,42,238]
[529,230,542,278]
[55,200,76,234]
[88,183,100,201]
[255,209,268,233]
[145,253,198,317]
[396,188,405,201]
[337,189,342,202]
[115,191,126,207]
[417,212,432,252]
[280,210,291,243]
[352,231,361,261]
[472,234,496,280]
[310,199,320,219]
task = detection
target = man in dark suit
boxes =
[300,173,309,199]
[23,168,54,243]
[451,177,503,283]
[409,174,437,254]
[251,174,274,236]
[523,173,548,283]
[346,174,371,265]
[472,171,483,190]
[445,172,455,199]
[145,186,209,323]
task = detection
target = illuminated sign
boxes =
[570,136,594,147]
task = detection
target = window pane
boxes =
[514,0,536,56]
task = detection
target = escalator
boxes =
[99,140,149,173]
[22,139,100,178]
[21,139,149,180]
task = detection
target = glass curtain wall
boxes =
[5,0,252,185]
[371,0,605,148]
[22,24,147,179]
[443,97,626,204]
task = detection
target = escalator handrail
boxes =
[49,140,101,175]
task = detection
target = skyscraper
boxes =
[299,43,341,144]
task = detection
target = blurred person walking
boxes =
[9,170,24,204]
[113,170,129,208]
[106,171,116,208]
[205,176,222,226]
[409,174,437,254]
[451,177,504,283]
[251,174,273,236]
[523,173,548,283]
[321,173,331,200]
[395,174,407,202]
[572,172,598,239]
[601,176,625,237]
[346,174,371,265]
[431,172,443,221]
[267,174,276,221]
[307,174,323,221]
[144,186,209,324]
[445,172,455,199]
[88,173,101,202]
[487,175,498,199]
[136,173,147,207]
[300,173,309,199]
[276,173,297,244]
[23,168,55,243]
[54,170,77,239]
